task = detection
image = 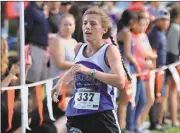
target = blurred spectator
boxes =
[126,9,149,133]
[117,9,139,73]
[69,4,88,43]
[148,9,170,68]
[146,2,163,16]
[128,2,154,34]
[1,37,32,133]
[116,9,137,131]
[49,13,77,133]
[137,10,157,132]
[128,1,145,10]
[166,6,180,58]
[1,1,5,26]
[115,2,131,12]
[1,2,19,53]
[166,2,180,11]
[128,2,154,23]
[102,2,122,34]
[1,26,8,39]
[1,38,31,87]
[49,14,77,83]
[25,1,49,83]
[148,9,170,130]
[24,2,49,123]
[48,2,61,33]
[166,6,180,127]
[60,2,72,14]
[43,3,50,19]
[1,38,20,133]
[1,38,9,79]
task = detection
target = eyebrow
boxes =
[83,20,98,23]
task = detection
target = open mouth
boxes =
[85,31,92,35]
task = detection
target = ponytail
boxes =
[110,36,132,82]
[117,9,137,33]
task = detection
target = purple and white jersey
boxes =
[65,44,117,116]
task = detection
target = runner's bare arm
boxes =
[93,45,126,89]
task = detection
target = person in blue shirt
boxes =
[47,2,62,34]
[25,2,49,83]
[148,9,170,130]
[25,3,52,132]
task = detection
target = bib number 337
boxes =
[74,92,100,110]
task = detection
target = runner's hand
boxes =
[71,64,91,75]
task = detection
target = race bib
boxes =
[74,92,100,110]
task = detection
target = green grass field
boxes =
[151,113,180,133]
[116,100,180,133]
[152,127,180,133]
[142,111,180,133]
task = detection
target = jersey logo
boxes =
[68,127,82,133]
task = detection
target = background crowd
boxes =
[1,1,180,133]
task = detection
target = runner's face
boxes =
[82,14,106,42]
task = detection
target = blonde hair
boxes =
[83,6,113,39]
[1,38,9,75]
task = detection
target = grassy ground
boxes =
[142,111,180,133]
[142,121,180,133]
[152,126,180,133]
[151,114,180,133]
